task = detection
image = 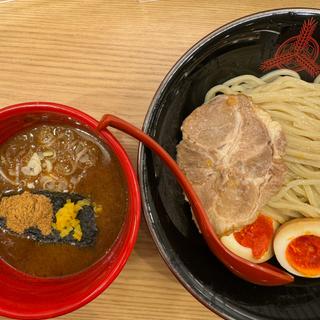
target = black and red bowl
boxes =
[138,8,320,320]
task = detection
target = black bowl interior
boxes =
[139,8,320,320]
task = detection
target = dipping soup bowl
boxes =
[0,102,141,320]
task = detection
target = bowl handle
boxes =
[97,114,294,286]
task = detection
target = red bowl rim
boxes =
[0,101,141,320]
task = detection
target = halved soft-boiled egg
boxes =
[273,218,320,278]
[221,214,279,263]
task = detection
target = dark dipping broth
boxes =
[0,124,128,277]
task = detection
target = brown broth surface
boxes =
[0,125,128,277]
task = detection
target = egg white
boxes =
[273,218,320,278]
[221,218,279,263]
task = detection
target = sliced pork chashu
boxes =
[177,94,287,236]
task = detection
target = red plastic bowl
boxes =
[0,102,141,320]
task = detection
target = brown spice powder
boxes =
[0,191,53,235]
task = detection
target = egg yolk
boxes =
[234,215,273,259]
[286,235,320,276]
